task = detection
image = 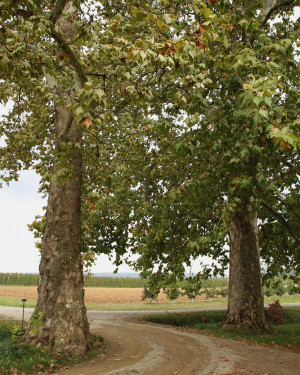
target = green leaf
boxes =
[95,89,105,99]
[259,109,268,119]
[203,7,212,18]
[264,97,272,107]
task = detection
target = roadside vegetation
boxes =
[138,306,300,350]
[0,320,104,375]
[0,294,299,311]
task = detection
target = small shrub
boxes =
[164,286,180,302]
[203,287,217,300]
[218,288,228,299]
[287,283,298,297]
[267,300,286,325]
[274,283,285,298]
[182,280,202,301]
[264,286,274,300]
[141,286,158,303]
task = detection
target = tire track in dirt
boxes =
[1,307,299,375]
[60,318,225,375]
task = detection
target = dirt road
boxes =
[1,306,299,375]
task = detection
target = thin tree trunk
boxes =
[223,201,267,332]
[24,105,90,356]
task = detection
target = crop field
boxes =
[0,286,212,304]
[0,273,229,289]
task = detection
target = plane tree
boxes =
[0,0,197,355]
[85,0,299,332]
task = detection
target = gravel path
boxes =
[1,306,299,375]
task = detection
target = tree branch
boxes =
[51,27,87,85]
[261,0,297,27]
[143,164,156,202]
[261,201,299,242]
[49,0,70,25]
[275,196,300,221]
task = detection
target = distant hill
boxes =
[92,272,140,278]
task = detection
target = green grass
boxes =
[0,320,105,374]
[0,294,299,311]
[0,320,66,374]
[138,307,300,350]
[86,299,228,311]
[0,296,37,308]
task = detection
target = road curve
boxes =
[1,306,299,375]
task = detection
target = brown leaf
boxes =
[82,117,93,129]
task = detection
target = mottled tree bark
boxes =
[223,201,267,332]
[23,2,90,357]
[24,105,90,356]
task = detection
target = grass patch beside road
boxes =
[0,296,37,308]
[0,320,105,374]
[0,320,67,374]
[138,307,300,350]
[86,299,227,311]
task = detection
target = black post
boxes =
[21,299,27,330]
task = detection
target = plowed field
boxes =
[0,286,208,304]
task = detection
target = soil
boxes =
[0,306,298,375]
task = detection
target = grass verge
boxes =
[0,320,105,374]
[137,306,300,350]
[0,294,299,311]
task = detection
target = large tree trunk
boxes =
[24,106,90,356]
[23,2,90,356]
[223,201,267,332]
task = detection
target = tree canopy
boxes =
[0,0,299,347]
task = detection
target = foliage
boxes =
[287,282,299,297]
[274,283,286,298]
[263,276,299,299]
[84,276,145,288]
[0,321,61,374]
[72,0,300,289]
[141,286,159,303]
[0,273,39,286]
[164,285,181,302]
[139,307,300,349]
[217,288,228,299]
[267,300,286,325]
[0,320,105,374]
[0,0,299,339]
[263,286,274,300]
[0,272,230,289]
[181,278,202,301]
